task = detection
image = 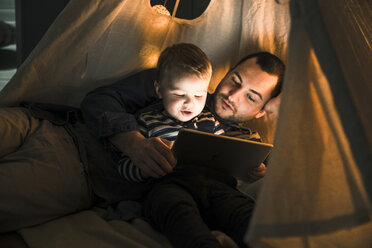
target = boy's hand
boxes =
[109,131,177,178]
[246,163,266,182]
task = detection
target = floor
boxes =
[0,0,16,91]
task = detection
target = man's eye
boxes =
[247,95,255,102]
[232,78,241,86]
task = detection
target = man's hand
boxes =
[264,94,281,118]
[109,131,177,178]
[246,163,266,183]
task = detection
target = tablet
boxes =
[173,129,273,182]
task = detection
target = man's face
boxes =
[213,58,278,123]
[156,74,210,122]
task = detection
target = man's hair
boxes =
[157,43,212,84]
[233,52,285,99]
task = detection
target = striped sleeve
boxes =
[213,119,225,135]
[117,112,149,183]
[137,114,150,138]
[117,155,146,182]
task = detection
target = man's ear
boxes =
[154,80,162,98]
[255,109,266,119]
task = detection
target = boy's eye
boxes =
[174,93,185,97]
[194,94,203,98]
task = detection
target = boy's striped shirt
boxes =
[118,106,224,182]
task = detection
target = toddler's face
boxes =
[156,74,210,122]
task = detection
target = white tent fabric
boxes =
[0,0,289,108]
[246,0,372,247]
[0,0,371,247]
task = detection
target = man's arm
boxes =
[223,124,267,182]
[246,163,266,183]
[80,69,176,178]
[243,94,281,181]
[80,69,158,138]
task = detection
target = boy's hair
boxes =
[233,52,285,99]
[157,43,212,84]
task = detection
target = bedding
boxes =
[19,210,172,248]
[0,107,92,232]
[0,106,169,247]
[0,105,261,247]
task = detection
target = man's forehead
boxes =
[234,58,278,97]
[235,57,258,72]
[231,58,265,83]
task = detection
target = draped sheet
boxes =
[0,0,371,247]
[0,0,289,109]
[246,0,372,247]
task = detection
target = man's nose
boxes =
[228,88,242,103]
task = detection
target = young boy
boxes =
[115,43,253,248]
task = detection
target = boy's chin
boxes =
[177,113,199,122]
[179,116,196,122]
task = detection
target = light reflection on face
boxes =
[156,74,210,122]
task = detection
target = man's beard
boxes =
[214,93,240,123]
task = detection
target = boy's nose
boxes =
[184,101,193,107]
[184,97,193,107]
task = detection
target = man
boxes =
[81,51,285,181]
[0,51,284,233]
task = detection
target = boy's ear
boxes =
[254,109,266,119]
[154,80,162,98]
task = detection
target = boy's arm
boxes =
[110,115,176,178]
[113,133,175,180]
[118,155,147,182]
